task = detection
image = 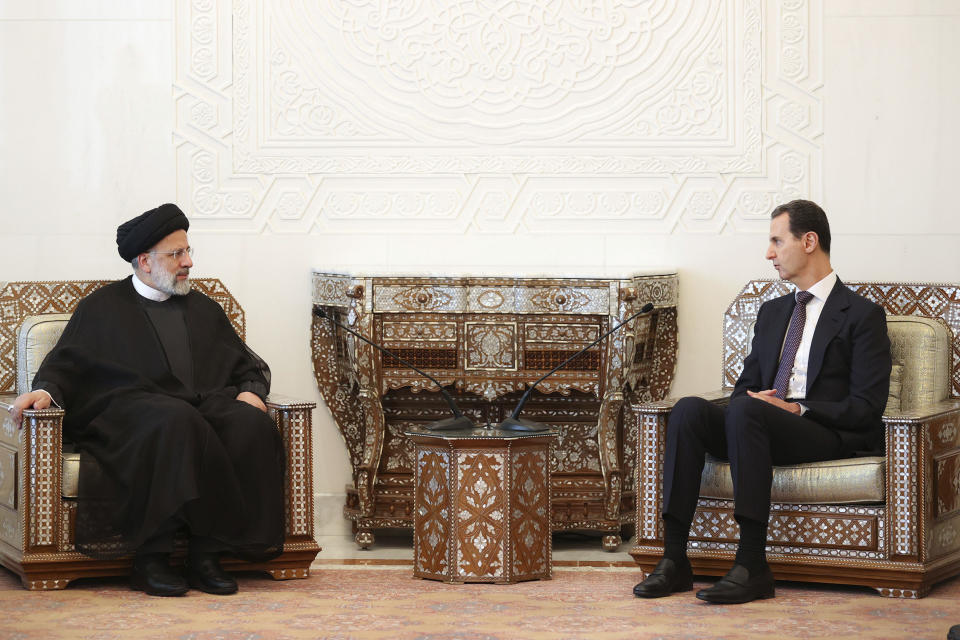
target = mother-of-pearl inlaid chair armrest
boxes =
[635,389,732,415]
[882,399,960,423]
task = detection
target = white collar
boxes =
[801,270,837,303]
[132,273,171,302]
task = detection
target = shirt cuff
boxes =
[796,402,808,415]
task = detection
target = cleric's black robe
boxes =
[34,276,284,559]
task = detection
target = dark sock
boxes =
[735,516,768,574]
[663,515,691,566]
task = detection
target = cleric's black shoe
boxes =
[131,553,188,597]
[696,563,775,604]
[633,558,694,598]
[187,552,238,595]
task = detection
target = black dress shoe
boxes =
[187,552,238,595]
[633,558,694,598]
[131,554,188,597]
[696,564,775,604]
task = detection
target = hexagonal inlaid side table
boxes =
[407,427,555,584]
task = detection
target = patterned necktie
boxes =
[772,290,814,399]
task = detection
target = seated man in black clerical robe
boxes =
[7,203,284,597]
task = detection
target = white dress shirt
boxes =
[785,270,838,401]
[132,272,172,301]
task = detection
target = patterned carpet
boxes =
[0,566,957,639]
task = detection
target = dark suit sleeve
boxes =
[801,303,891,431]
[731,304,768,399]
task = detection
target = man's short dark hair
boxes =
[771,199,831,255]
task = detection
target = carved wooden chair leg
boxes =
[602,535,622,552]
[355,530,375,549]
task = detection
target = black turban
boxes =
[116,203,190,262]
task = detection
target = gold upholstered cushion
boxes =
[886,315,951,412]
[888,363,903,412]
[63,453,80,499]
[16,314,71,395]
[700,455,886,504]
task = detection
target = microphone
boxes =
[497,302,656,432]
[313,306,476,431]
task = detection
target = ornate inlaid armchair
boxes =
[631,280,960,598]
[0,280,320,590]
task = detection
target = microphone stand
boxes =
[313,306,476,431]
[497,302,655,432]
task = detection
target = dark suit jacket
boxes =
[732,279,892,454]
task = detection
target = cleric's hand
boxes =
[7,390,52,426]
[746,389,802,414]
[236,391,267,413]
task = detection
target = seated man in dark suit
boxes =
[633,199,891,604]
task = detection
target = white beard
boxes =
[153,265,191,296]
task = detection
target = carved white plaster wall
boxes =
[173,0,821,234]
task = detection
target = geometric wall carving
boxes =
[174,0,821,233]
[237,0,758,172]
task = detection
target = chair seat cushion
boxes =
[63,452,79,499]
[699,455,885,504]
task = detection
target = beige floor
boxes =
[313,531,638,567]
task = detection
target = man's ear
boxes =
[137,253,152,273]
[803,231,819,254]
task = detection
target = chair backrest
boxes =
[722,281,960,411]
[0,279,244,394]
[17,314,71,396]
[886,316,952,412]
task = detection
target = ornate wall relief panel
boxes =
[174,0,821,233]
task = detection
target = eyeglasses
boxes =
[149,247,194,260]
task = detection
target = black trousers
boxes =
[662,395,845,525]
